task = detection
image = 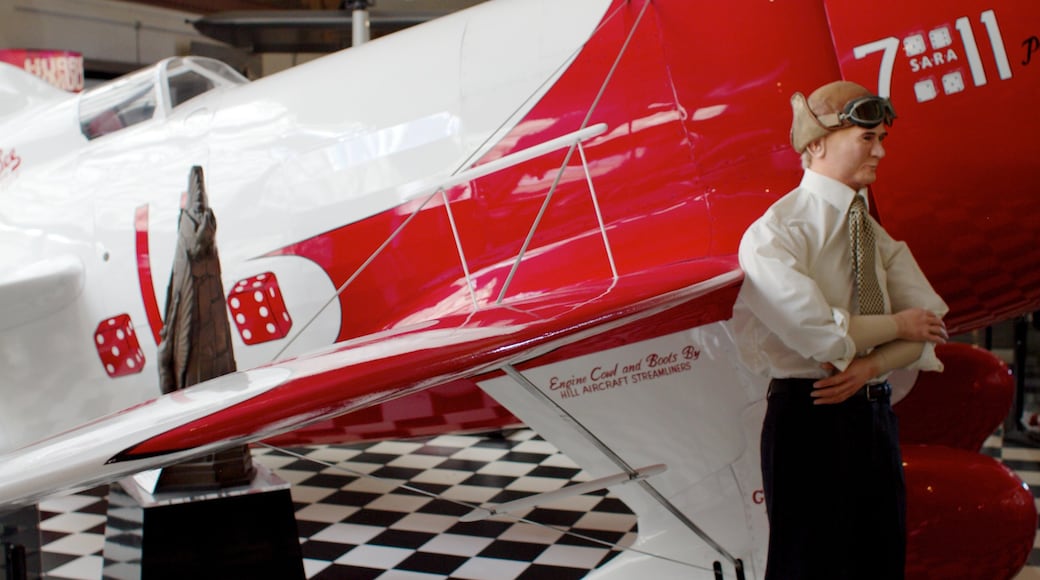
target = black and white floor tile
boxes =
[32,427,1040,579]
[37,429,638,579]
[990,428,1040,580]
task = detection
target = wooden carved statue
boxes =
[155,165,254,490]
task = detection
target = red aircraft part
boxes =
[266,274,741,447]
[827,0,1040,332]
[263,379,521,446]
[904,444,1036,580]
[895,342,1014,451]
[114,258,741,460]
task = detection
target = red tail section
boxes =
[827,0,1040,333]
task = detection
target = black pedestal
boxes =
[0,505,41,580]
[103,464,304,579]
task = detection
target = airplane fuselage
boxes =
[0,0,1038,578]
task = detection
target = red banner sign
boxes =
[0,49,83,92]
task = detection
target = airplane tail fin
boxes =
[0,63,66,122]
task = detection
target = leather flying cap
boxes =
[790,80,875,154]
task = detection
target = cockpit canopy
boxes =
[78,56,247,141]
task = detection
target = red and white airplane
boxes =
[1,0,1038,577]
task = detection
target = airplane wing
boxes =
[0,257,740,509]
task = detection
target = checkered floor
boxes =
[989,428,1040,580]
[36,429,638,579]
[30,427,1040,579]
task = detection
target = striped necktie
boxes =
[849,195,885,315]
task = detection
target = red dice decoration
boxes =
[227,272,292,345]
[95,314,146,378]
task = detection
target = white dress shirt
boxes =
[731,169,948,380]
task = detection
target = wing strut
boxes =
[258,442,708,572]
[497,0,652,304]
[459,463,667,522]
[500,363,743,569]
[271,122,607,362]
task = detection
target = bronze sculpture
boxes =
[156,165,254,490]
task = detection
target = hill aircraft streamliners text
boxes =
[1,0,1038,577]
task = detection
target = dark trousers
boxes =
[761,378,906,580]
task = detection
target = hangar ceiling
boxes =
[125,0,487,53]
[123,0,314,11]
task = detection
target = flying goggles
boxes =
[815,95,897,129]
